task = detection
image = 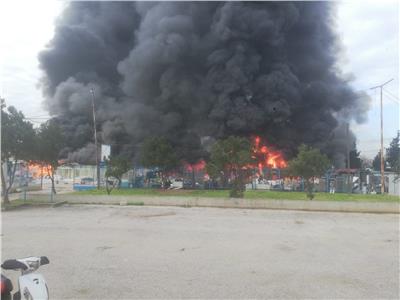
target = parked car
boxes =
[80,177,95,185]
[169,178,183,189]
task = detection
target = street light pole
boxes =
[90,88,101,189]
[370,78,393,194]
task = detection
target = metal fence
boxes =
[5,164,396,204]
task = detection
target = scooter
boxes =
[1,256,49,300]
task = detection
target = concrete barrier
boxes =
[24,193,400,214]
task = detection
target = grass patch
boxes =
[76,188,230,198]
[74,188,399,202]
[2,199,51,210]
[245,190,399,202]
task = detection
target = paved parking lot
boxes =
[1,204,399,299]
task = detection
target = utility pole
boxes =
[346,122,350,169]
[90,88,101,189]
[370,78,393,194]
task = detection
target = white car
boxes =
[169,178,183,189]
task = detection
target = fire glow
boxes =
[185,160,206,172]
[27,163,52,179]
[183,137,287,177]
[253,136,287,173]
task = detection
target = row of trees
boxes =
[7,103,385,201]
[1,105,64,203]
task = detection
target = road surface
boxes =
[2,205,399,299]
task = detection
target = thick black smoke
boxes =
[39,1,369,167]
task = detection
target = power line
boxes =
[383,88,399,100]
[382,90,400,104]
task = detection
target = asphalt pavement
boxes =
[1,204,399,299]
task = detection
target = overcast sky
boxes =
[0,0,398,159]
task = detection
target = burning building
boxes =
[38,2,369,167]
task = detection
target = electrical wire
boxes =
[383,88,399,100]
[382,90,400,105]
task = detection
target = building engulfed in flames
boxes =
[252,136,287,177]
[27,163,53,179]
[179,136,288,187]
[19,138,288,189]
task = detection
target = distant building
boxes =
[387,173,400,196]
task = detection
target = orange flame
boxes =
[252,136,287,171]
[185,160,206,172]
[183,137,286,179]
[27,163,52,179]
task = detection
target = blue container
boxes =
[73,184,96,191]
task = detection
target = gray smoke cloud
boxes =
[39,1,369,166]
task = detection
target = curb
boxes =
[52,201,68,208]
[2,203,52,211]
[31,194,400,214]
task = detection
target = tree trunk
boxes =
[191,169,195,189]
[50,176,56,194]
[3,160,17,204]
[50,173,56,195]
[161,172,166,189]
[230,168,244,198]
[1,162,9,204]
[105,177,112,195]
[40,164,43,190]
[47,166,57,194]
[305,178,314,200]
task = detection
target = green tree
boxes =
[206,136,255,198]
[140,137,179,188]
[288,144,330,200]
[105,156,130,195]
[1,105,36,203]
[35,119,65,194]
[372,152,384,171]
[386,131,400,175]
[349,142,362,169]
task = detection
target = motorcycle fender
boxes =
[19,273,48,300]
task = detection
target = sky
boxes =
[0,0,398,159]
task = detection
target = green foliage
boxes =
[1,105,36,203]
[349,142,362,169]
[35,119,65,194]
[105,156,130,195]
[1,106,36,162]
[386,131,400,175]
[288,144,331,199]
[140,137,179,188]
[36,120,65,167]
[141,137,178,171]
[206,136,255,198]
[372,152,384,171]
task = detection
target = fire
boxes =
[27,163,52,179]
[252,136,287,171]
[185,160,206,172]
[182,137,286,180]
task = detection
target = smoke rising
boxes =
[39,1,369,167]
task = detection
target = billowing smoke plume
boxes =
[39,2,369,167]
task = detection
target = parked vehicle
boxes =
[80,177,95,185]
[1,256,49,300]
[169,178,183,189]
